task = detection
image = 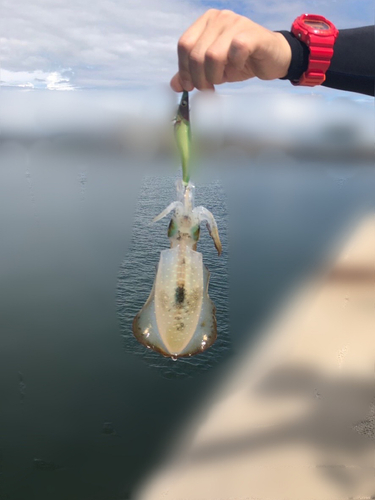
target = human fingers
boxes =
[204,27,243,85]
[188,21,225,90]
[226,32,254,74]
[223,64,255,82]
[170,72,184,92]
[177,11,211,90]
[175,9,240,91]
[172,10,291,91]
[187,10,248,89]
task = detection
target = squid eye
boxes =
[168,219,178,238]
[181,100,187,107]
[191,224,200,242]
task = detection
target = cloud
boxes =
[217,0,374,29]
[1,68,77,91]
[1,0,205,90]
[1,0,373,91]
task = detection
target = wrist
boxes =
[276,30,309,81]
[273,32,292,79]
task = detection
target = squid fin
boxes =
[132,276,170,357]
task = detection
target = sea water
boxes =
[0,138,374,500]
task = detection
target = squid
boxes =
[132,179,222,358]
[133,91,222,359]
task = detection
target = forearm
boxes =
[280,26,375,96]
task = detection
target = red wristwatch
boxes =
[291,14,339,86]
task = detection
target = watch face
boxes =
[304,20,330,30]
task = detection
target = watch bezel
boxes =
[293,14,338,37]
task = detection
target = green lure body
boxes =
[174,91,191,185]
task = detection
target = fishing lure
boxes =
[132,92,222,358]
[174,90,191,185]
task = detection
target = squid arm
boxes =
[153,201,183,223]
[194,206,222,256]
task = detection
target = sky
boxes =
[1,0,373,93]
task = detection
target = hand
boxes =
[170,9,292,92]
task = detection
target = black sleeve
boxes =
[278,26,375,96]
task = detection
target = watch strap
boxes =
[277,31,309,81]
[294,34,336,85]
